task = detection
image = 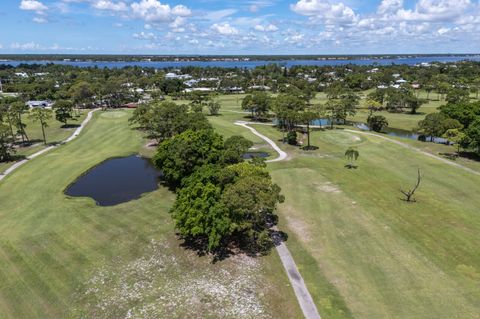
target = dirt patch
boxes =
[285,215,313,243]
[314,182,342,194]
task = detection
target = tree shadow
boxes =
[459,151,480,162]
[439,152,459,161]
[179,228,289,264]
[4,154,27,163]
[14,139,43,147]
[301,145,319,151]
[61,124,81,129]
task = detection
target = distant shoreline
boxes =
[1,53,480,63]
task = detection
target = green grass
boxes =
[250,125,480,318]
[206,96,480,318]
[0,109,301,318]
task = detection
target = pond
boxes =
[243,152,270,159]
[65,155,162,206]
[354,123,449,144]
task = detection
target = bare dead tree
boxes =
[401,169,422,202]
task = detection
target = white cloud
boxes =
[377,0,403,15]
[211,23,239,35]
[130,0,191,23]
[33,16,48,23]
[395,0,472,22]
[133,31,157,40]
[291,0,357,25]
[19,0,48,13]
[92,0,128,12]
[10,42,41,50]
[254,23,278,32]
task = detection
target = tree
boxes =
[439,102,480,128]
[208,100,221,116]
[365,99,383,117]
[465,119,480,154]
[0,123,15,162]
[222,135,253,164]
[344,147,359,169]
[0,97,16,139]
[418,113,462,142]
[442,128,466,154]
[153,129,224,185]
[241,92,271,119]
[170,162,284,254]
[324,92,358,128]
[446,88,470,105]
[299,110,320,149]
[367,115,389,132]
[130,101,211,142]
[28,108,53,145]
[69,81,93,108]
[10,101,29,143]
[54,100,74,126]
[401,169,422,202]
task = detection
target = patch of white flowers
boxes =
[75,240,271,319]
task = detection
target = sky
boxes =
[1,0,480,54]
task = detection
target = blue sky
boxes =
[1,0,480,54]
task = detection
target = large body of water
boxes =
[65,155,162,206]
[2,55,480,69]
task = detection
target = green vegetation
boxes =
[0,110,301,318]
[249,124,480,318]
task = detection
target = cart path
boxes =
[0,109,100,182]
[235,121,321,319]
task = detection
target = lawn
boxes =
[204,97,480,318]
[0,109,301,318]
[249,124,480,318]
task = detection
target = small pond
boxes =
[243,152,270,159]
[65,155,162,206]
[354,123,449,144]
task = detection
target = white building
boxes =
[26,100,54,109]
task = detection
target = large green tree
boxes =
[153,129,224,185]
[170,162,283,253]
[54,100,74,126]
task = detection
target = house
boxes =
[248,85,271,91]
[26,100,54,109]
[396,79,407,84]
[15,72,29,78]
[184,87,215,93]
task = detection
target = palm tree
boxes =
[345,147,359,169]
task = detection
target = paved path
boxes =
[236,120,480,176]
[0,109,99,182]
[235,121,321,319]
[235,121,287,163]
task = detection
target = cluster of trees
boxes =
[130,101,284,255]
[437,101,480,154]
[414,99,480,154]
[0,97,78,162]
[368,88,425,114]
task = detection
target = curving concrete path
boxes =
[235,121,321,319]
[0,108,99,182]
[235,121,287,163]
